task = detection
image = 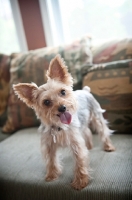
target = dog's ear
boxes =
[47,54,73,86]
[13,83,38,108]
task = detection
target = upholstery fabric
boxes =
[0,128,132,200]
[83,59,132,132]
[92,38,132,64]
[0,128,10,142]
[2,36,92,133]
[0,54,10,126]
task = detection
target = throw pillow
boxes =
[0,54,10,126]
[2,36,92,133]
[92,38,132,64]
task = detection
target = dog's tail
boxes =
[83,86,91,93]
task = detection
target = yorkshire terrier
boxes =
[13,55,115,190]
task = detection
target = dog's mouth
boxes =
[57,111,72,124]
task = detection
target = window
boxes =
[40,0,132,46]
[0,0,27,54]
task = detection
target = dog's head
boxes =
[13,55,77,126]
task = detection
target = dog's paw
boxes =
[71,177,89,190]
[45,173,58,181]
[45,167,62,182]
[104,144,115,152]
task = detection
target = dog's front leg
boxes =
[43,143,62,181]
[70,133,89,190]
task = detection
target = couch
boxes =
[0,36,132,200]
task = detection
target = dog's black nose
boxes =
[58,105,66,113]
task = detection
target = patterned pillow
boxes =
[2,36,92,133]
[83,59,132,132]
[0,54,10,126]
[92,38,132,64]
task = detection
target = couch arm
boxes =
[83,59,132,132]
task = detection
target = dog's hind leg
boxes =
[83,88,115,152]
[90,113,115,152]
[89,94,115,152]
[83,127,93,150]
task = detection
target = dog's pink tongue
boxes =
[60,112,72,124]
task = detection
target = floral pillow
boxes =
[92,38,132,64]
[2,36,92,133]
[0,54,10,126]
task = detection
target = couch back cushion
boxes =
[0,54,10,126]
[2,36,92,133]
[92,38,132,64]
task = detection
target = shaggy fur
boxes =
[13,55,115,190]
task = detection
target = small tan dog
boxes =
[13,55,115,190]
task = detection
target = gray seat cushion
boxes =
[0,128,10,142]
[0,128,132,200]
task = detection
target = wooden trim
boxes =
[18,0,46,50]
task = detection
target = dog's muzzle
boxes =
[58,105,66,113]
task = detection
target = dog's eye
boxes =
[61,90,66,96]
[43,99,51,106]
